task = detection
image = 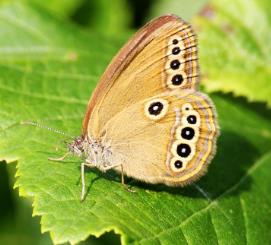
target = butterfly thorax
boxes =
[68,136,114,171]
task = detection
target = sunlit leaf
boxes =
[1,2,271,244]
[195,0,271,106]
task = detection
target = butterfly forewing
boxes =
[83,15,199,137]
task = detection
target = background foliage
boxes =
[0,0,271,244]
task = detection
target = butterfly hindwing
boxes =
[100,90,218,185]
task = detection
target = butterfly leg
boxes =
[102,163,125,184]
[119,165,135,193]
[120,164,125,186]
[81,161,94,201]
[48,152,70,162]
[102,164,135,193]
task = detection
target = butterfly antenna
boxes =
[21,121,73,138]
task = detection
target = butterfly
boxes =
[53,14,219,200]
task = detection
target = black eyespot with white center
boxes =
[170,60,181,70]
[145,98,169,120]
[187,115,197,124]
[172,47,181,55]
[172,39,178,45]
[171,74,183,86]
[181,127,195,140]
[174,160,183,169]
[177,144,191,158]
[148,102,163,116]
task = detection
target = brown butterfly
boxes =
[52,14,219,200]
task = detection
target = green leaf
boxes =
[1,2,271,244]
[0,162,120,245]
[195,0,271,107]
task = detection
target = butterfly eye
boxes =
[144,99,169,120]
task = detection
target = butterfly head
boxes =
[67,135,115,170]
[68,136,85,157]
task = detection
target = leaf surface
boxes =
[195,0,271,106]
[1,2,271,244]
